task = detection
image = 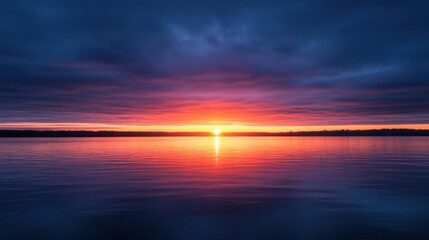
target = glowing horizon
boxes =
[1,122,428,132]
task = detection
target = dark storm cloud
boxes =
[0,0,428,125]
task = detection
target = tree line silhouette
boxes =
[0,129,428,137]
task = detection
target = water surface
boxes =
[1,137,429,239]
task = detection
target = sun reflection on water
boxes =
[214,136,220,165]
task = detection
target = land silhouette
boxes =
[0,129,428,137]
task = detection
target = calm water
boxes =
[1,137,429,240]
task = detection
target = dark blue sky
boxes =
[1,0,428,129]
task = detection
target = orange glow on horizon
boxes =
[0,122,428,132]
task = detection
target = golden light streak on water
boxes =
[215,136,220,165]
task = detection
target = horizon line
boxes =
[1,128,429,137]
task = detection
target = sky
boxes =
[0,0,428,131]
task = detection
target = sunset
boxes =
[1,1,428,132]
[213,128,222,135]
[1,0,429,239]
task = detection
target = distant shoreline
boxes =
[0,129,428,137]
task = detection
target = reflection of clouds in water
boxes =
[1,137,429,239]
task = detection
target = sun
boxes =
[213,128,222,135]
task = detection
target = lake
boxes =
[1,137,429,240]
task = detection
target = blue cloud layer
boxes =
[0,0,428,125]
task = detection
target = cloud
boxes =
[0,0,428,126]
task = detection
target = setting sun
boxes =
[213,128,222,135]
